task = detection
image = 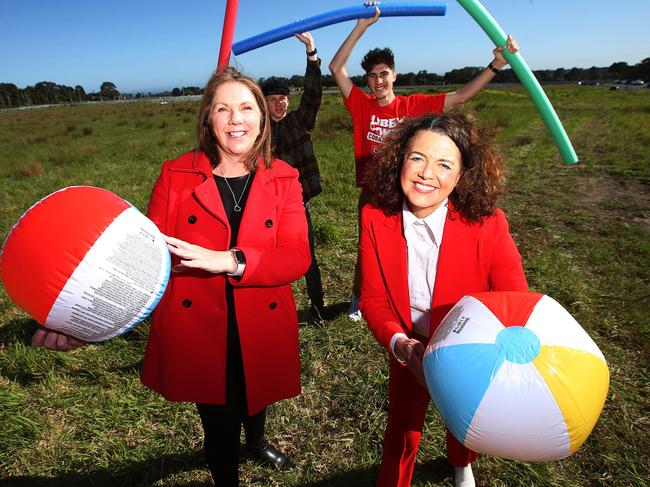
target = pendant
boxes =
[234,205,242,212]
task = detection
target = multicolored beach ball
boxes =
[0,186,170,342]
[423,291,609,461]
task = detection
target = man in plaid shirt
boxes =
[262,32,327,319]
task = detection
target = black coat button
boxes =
[182,299,192,308]
[265,219,273,228]
[188,215,197,224]
[269,302,277,310]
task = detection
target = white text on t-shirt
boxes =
[366,115,403,144]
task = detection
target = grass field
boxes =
[0,85,649,486]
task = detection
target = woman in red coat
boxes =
[142,68,310,484]
[33,68,310,485]
[359,112,528,487]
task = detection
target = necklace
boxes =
[218,167,251,212]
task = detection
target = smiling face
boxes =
[367,63,397,104]
[400,130,463,218]
[210,81,261,162]
[266,94,289,121]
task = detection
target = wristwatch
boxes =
[229,249,246,276]
[487,62,500,74]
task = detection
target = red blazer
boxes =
[140,150,310,415]
[359,203,528,352]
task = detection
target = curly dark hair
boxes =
[197,67,272,171]
[365,112,506,223]
[361,48,395,73]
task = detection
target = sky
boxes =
[2,0,649,94]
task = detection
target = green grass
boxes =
[1,86,649,486]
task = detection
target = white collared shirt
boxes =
[389,199,448,358]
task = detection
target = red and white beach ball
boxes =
[0,186,170,342]
[423,291,609,461]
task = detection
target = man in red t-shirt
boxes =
[328,3,518,326]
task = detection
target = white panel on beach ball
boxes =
[423,291,609,461]
[1,186,170,342]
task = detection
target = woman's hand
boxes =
[357,1,381,29]
[165,235,237,274]
[492,34,519,69]
[395,336,426,387]
[32,327,85,351]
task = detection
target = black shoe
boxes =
[309,304,337,322]
[309,305,325,323]
[246,440,294,470]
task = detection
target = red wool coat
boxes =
[359,203,528,352]
[140,150,310,415]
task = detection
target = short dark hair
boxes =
[197,67,272,171]
[361,48,395,73]
[365,112,506,223]
[261,77,290,97]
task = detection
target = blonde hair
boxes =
[196,67,272,170]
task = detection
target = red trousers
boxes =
[376,355,478,487]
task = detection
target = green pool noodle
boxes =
[457,0,578,164]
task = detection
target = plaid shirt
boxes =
[270,58,322,202]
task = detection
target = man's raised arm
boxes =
[444,35,519,110]
[329,2,381,98]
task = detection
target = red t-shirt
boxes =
[343,85,446,190]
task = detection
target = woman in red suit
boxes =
[359,112,528,487]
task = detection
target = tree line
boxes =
[2,59,648,109]
[272,58,650,89]
[0,81,117,108]
[0,82,202,109]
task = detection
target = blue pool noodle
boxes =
[232,3,446,55]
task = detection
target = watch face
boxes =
[233,249,245,264]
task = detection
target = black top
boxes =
[214,172,255,247]
[213,171,256,411]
